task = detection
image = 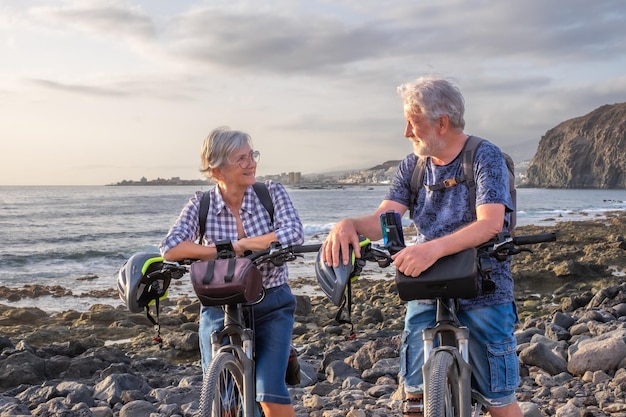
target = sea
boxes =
[1,185,625,313]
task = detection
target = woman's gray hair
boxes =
[397,76,465,130]
[200,126,253,179]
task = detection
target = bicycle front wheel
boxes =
[199,352,247,417]
[425,350,461,417]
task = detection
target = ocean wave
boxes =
[303,222,335,238]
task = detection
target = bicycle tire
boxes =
[199,352,247,417]
[425,350,461,417]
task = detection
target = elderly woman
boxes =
[160,126,304,417]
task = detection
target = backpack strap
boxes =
[502,153,517,230]
[252,182,275,224]
[408,157,427,219]
[198,190,211,243]
[198,182,275,242]
[409,136,484,220]
[459,135,485,221]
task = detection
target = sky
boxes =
[1,0,625,186]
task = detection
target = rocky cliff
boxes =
[525,102,626,188]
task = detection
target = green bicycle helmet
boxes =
[117,252,168,313]
[315,237,370,306]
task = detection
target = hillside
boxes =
[525,103,626,188]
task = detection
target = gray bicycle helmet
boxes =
[315,247,356,306]
[117,252,167,313]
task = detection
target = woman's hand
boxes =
[233,239,247,257]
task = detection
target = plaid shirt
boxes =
[160,180,304,289]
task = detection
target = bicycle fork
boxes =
[421,299,473,417]
[210,305,257,416]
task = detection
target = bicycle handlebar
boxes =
[477,231,557,259]
[357,231,557,268]
[246,243,322,264]
[160,243,323,279]
[511,232,557,246]
[158,231,556,282]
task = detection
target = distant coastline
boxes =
[107,177,208,186]
[107,178,376,188]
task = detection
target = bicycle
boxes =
[419,232,556,417]
[189,243,321,417]
[125,243,321,416]
[323,230,556,417]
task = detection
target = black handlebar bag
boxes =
[395,248,478,301]
[190,257,263,306]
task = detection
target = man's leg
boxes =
[488,401,523,417]
[400,302,436,416]
[460,303,521,417]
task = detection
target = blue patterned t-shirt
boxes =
[385,138,514,310]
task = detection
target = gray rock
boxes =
[519,401,543,417]
[567,335,626,376]
[118,399,157,417]
[93,374,151,405]
[519,342,568,375]
[325,360,360,384]
[551,312,576,330]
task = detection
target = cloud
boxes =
[27,75,202,101]
[1,0,626,185]
[28,0,156,41]
[166,8,399,74]
[29,78,129,97]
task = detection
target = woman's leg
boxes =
[198,305,225,372]
[252,284,296,416]
[260,402,296,417]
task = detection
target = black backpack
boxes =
[409,135,516,230]
[198,182,274,239]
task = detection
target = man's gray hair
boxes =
[397,76,465,130]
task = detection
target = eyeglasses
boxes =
[228,150,260,169]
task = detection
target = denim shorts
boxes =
[399,301,520,407]
[199,283,296,405]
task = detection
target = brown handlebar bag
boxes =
[190,257,263,306]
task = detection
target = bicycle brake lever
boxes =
[268,241,283,255]
[170,270,185,280]
[366,247,393,268]
[510,247,533,255]
[272,252,301,267]
[492,236,513,253]
[377,258,392,268]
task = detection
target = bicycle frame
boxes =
[422,298,475,417]
[353,231,556,417]
[199,243,322,417]
[208,303,257,417]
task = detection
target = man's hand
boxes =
[322,219,362,267]
[322,200,408,267]
[392,241,441,277]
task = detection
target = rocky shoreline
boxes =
[1,212,626,417]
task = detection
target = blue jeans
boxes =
[199,284,296,405]
[399,301,520,407]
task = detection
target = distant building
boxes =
[288,172,301,184]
